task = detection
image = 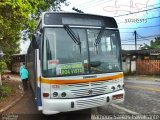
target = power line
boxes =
[80,2,160,17]
[122,36,160,42]
[122,38,155,42]
[137,33,160,38]
[137,33,145,38]
[80,1,160,11]
[123,36,159,40]
[121,44,141,45]
[78,0,100,8]
[117,15,160,24]
[80,0,114,9]
[120,32,134,33]
[121,34,160,42]
[119,24,160,29]
[147,16,160,20]
[121,38,155,42]
[72,1,160,19]
[114,6,160,17]
[145,3,160,8]
[122,34,160,41]
[120,34,160,41]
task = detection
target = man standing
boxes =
[20,65,29,92]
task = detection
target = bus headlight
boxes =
[117,84,121,89]
[61,92,67,97]
[53,92,58,97]
[111,86,115,91]
[122,84,125,88]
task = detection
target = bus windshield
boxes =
[42,27,121,77]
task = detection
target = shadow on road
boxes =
[2,82,93,120]
[8,109,92,120]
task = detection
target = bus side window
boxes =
[32,34,39,49]
[32,31,41,49]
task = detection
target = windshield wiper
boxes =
[94,27,105,53]
[95,27,105,45]
[64,25,81,54]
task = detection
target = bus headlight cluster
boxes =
[111,85,123,91]
[53,92,67,98]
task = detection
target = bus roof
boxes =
[42,12,118,28]
[43,11,114,19]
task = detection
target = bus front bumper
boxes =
[42,89,124,115]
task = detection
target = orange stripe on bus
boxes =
[40,73,123,84]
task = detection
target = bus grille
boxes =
[76,97,105,109]
[69,80,109,98]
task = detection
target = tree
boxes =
[0,60,7,85]
[141,36,160,49]
[0,0,67,86]
[0,0,66,68]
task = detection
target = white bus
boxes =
[27,12,124,115]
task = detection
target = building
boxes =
[122,48,160,75]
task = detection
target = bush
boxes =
[0,61,7,73]
[0,85,12,100]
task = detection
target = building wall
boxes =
[122,57,136,74]
[136,60,160,75]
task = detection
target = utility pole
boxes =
[134,30,137,50]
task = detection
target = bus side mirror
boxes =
[32,34,39,49]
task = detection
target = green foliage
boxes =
[0,0,66,67]
[141,36,160,49]
[0,60,7,73]
[0,84,12,100]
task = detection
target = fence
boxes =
[136,60,160,75]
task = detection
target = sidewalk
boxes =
[0,72,24,114]
[124,75,160,82]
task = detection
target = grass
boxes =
[0,84,12,100]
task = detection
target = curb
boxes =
[125,76,160,82]
[0,94,24,114]
[155,80,160,82]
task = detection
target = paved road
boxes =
[1,76,160,120]
[2,84,95,120]
[117,78,160,114]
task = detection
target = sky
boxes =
[20,40,30,53]
[61,0,160,50]
[20,0,160,53]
